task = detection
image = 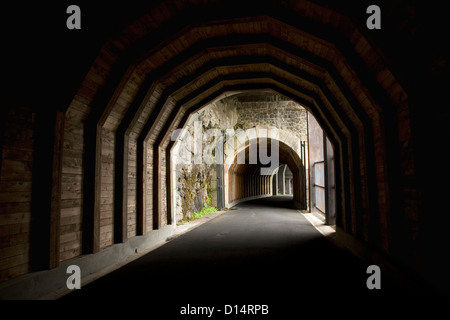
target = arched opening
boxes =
[168,91,337,227]
[225,138,304,208]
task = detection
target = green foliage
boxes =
[179,166,200,221]
[178,206,218,224]
[191,206,218,220]
[205,182,214,207]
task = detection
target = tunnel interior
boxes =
[168,91,335,225]
[226,138,305,208]
[1,0,449,299]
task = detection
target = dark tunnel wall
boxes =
[1,0,449,294]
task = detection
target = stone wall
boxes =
[172,99,237,222]
[234,96,308,142]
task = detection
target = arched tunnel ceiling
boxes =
[7,1,448,132]
[48,0,435,254]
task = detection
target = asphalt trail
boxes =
[60,196,446,317]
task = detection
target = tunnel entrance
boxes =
[170,92,336,227]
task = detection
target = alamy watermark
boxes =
[66,5,81,30]
[171,122,280,175]
[366,265,381,289]
[66,265,81,290]
[66,5,381,31]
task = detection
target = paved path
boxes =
[60,196,444,317]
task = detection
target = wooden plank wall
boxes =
[0,106,34,281]
[60,98,90,261]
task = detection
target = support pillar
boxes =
[273,171,278,195]
[278,164,286,195]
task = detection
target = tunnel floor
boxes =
[59,196,446,316]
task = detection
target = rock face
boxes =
[236,96,308,141]
[173,99,235,222]
[172,93,307,223]
[177,164,214,221]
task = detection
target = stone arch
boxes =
[168,94,308,223]
[225,137,304,209]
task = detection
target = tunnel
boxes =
[225,138,305,209]
[1,0,449,305]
